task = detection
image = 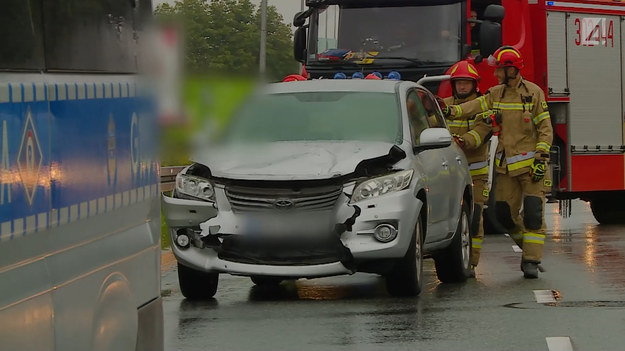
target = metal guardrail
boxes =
[160,166,186,193]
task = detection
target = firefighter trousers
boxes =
[471,177,488,266]
[495,171,547,262]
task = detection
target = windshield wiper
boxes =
[313,56,440,67]
[372,57,438,65]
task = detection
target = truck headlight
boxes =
[175,173,215,202]
[351,170,413,203]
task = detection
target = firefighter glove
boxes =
[529,159,546,182]
[442,106,452,117]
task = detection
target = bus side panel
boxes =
[0,75,161,350]
[44,76,161,350]
[0,78,55,350]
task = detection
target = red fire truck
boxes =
[293,0,625,224]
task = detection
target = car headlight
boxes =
[351,170,413,203]
[175,173,215,202]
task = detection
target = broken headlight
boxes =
[175,173,215,202]
[351,170,413,203]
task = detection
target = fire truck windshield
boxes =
[311,3,463,66]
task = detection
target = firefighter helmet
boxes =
[488,46,524,69]
[449,61,480,83]
[282,74,307,82]
[365,72,383,80]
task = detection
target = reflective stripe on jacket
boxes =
[448,77,553,176]
[444,93,492,179]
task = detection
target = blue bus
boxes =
[0,1,162,350]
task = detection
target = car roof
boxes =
[264,79,414,94]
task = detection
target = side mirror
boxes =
[479,20,502,57]
[413,128,453,153]
[293,11,306,27]
[483,4,505,23]
[294,27,307,63]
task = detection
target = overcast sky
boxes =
[153,0,305,29]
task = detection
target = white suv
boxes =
[162,79,474,298]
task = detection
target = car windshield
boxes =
[223,91,402,144]
[313,3,462,64]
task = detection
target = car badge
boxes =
[274,198,294,209]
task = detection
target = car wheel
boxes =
[385,213,424,297]
[434,201,471,283]
[250,276,283,286]
[178,262,219,299]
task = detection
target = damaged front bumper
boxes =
[161,184,421,278]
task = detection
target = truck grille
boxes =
[225,185,342,213]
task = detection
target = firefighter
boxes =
[443,46,553,279]
[443,60,493,277]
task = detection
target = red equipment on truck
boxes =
[293,0,625,224]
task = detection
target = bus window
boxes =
[42,0,139,72]
[0,0,45,70]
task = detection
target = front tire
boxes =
[178,263,219,300]
[385,214,424,297]
[434,201,471,283]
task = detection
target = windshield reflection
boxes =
[313,4,462,65]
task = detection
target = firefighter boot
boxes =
[521,261,539,279]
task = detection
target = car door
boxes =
[419,89,464,233]
[406,89,450,240]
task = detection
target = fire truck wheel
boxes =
[590,196,625,225]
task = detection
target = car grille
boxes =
[225,185,342,213]
[218,236,352,266]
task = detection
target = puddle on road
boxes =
[504,300,625,309]
[546,300,625,308]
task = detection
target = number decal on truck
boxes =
[574,17,614,47]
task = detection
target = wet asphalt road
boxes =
[161,200,625,351]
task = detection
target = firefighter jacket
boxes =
[448,77,553,177]
[443,93,492,179]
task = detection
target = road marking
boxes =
[512,245,523,253]
[534,290,557,303]
[546,337,574,351]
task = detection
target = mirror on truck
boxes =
[293,11,306,27]
[479,5,504,57]
[294,27,307,63]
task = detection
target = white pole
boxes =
[260,0,267,76]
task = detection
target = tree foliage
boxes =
[154,0,297,80]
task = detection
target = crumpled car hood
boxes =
[192,141,398,181]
